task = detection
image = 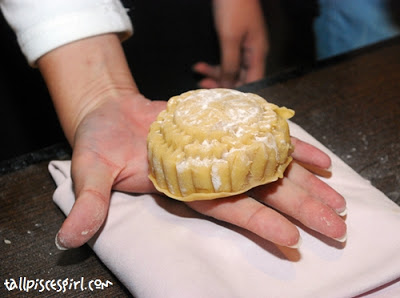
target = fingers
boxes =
[197,79,220,89]
[192,61,251,89]
[285,162,347,215]
[250,168,347,242]
[193,50,265,89]
[241,40,267,83]
[192,62,220,81]
[55,153,118,249]
[193,32,267,88]
[218,35,242,87]
[193,62,240,89]
[186,195,301,248]
[192,62,222,89]
[194,46,242,88]
[291,137,332,170]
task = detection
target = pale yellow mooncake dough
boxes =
[147,88,294,201]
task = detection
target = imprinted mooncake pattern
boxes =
[147,89,294,201]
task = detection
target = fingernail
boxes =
[335,232,347,243]
[287,236,302,249]
[337,207,348,217]
[55,232,68,251]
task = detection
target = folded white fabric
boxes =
[49,122,400,298]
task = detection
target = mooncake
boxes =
[147,88,294,201]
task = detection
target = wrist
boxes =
[38,33,139,144]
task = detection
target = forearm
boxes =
[37,33,139,144]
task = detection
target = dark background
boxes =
[0,0,317,161]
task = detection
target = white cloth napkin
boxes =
[49,122,400,298]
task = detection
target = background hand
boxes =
[193,0,269,88]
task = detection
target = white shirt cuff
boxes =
[1,0,133,65]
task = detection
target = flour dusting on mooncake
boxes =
[147,88,294,201]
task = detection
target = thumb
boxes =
[56,154,117,249]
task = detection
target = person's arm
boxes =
[37,33,138,144]
[39,34,345,250]
[0,0,132,66]
[2,0,346,249]
[193,0,268,88]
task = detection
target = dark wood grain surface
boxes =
[1,38,399,297]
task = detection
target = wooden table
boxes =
[1,37,399,297]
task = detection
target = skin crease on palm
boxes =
[34,1,347,250]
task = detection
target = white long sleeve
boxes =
[0,0,133,65]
